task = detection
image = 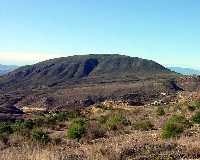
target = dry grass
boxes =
[2,98,200,159]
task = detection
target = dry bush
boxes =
[82,121,106,142]
[134,120,154,131]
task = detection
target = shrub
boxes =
[48,110,80,122]
[67,118,86,139]
[96,104,110,110]
[192,111,200,124]
[13,120,34,131]
[48,112,67,122]
[33,115,57,127]
[22,120,34,129]
[0,133,9,144]
[105,113,129,130]
[188,101,200,111]
[0,123,13,144]
[66,110,81,119]
[52,137,62,145]
[156,107,165,116]
[11,120,33,137]
[54,112,67,121]
[0,122,13,134]
[31,128,49,144]
[84,121,106,141]
[188,105,196,112]
[161,115,191,139]
[98,116,107,124]
[32,115,48,127]
[134,120,154,131]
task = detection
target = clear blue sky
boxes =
[0,0,200,67]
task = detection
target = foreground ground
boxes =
[1,92,200,159]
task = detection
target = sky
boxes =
[0,0,200,68]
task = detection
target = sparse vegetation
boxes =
[0,99,200,159]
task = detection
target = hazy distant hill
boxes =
[0,64,18,75]
[168,67,200,75]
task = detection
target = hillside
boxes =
[0,54,179,112]
[0,54,172,89]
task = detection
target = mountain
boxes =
[168,67,200,75]
[0,54,173,88]
[0,54,179,112]
[0,64,18,75]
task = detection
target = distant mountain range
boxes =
[168,67,200,75]
[0,64,18,75]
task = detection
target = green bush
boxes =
[54,112,67,121]
[67,118,86,139]
[156,107,165,116]
[0,122,13,134]
[33,114,57,127]
[188,101,200,111]
[192,111,200,124]
[23,120,34,129]
[135,120,154,131]
[105,113,129,130]
[11,120,33,137]
[31,128,49,144]
[32,115,48,127]
[161,115,191,139]
[13,120,34,130]
[0,123,13,144]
